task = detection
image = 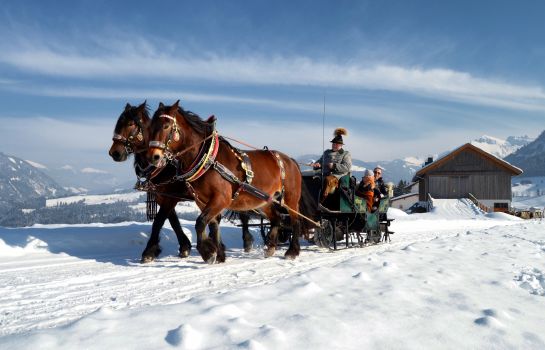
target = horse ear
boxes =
[125,103,132,111]
[137,101,146,111]
[172,100,180,109]
[159,102,165,109]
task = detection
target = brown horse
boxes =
[108,102,194,262]
[147,101,304,263]
[109,103,256,262]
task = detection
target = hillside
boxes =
[0,152,71,212]
[505,130,545,177]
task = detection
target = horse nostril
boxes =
[153,154,161,162]
[111,151,121,160]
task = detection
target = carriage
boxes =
[299,171,394,249]
[253,171,394,250]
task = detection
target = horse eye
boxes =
[163,123,170,130]
[128,121,135,126]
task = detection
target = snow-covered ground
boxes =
[1,201,544,349]
[45,192,144,207]
[513,195,545,210]
[512,176,545,198]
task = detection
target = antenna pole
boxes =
[322,91,326,180]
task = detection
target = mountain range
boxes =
[470,135,534,159]
[0,152,71,212]
[1,132,540,211]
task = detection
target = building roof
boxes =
[414,143,523,179]
[391,192,419,201]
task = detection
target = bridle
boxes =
[148,114,181,161]
[148,112,219,183]
[112,116,146,155]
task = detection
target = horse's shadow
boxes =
[0,223,264,267]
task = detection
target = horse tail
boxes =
[298,176,319,240]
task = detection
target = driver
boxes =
[312,128,352,179]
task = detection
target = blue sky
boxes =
[0,0,544,175]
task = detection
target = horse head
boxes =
[148,100,212,168]
[109,101,149,162]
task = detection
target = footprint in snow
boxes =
[474,309,504,328]
[235,270,256,278]
[238,339,266,350]
[165,324,202,349]
[515,267,545,296]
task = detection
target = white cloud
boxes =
[81,167,108,174]
[0,116,115,162]
[1,32,545,112]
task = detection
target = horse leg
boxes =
[239,212,254,252]
[167,209,192,258]
[141,205,170,263]
[195,207,224,264]
[262,207,281,258]
[207,215,226,263]
[283,196,302,260]
[284,214,301,259]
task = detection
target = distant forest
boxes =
[0,200,146,227]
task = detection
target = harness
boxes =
[147,114,285,206]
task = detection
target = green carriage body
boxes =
[305,173,394,249]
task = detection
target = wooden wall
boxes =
[418,148,514,201]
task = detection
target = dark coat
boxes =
[375,177,388,196]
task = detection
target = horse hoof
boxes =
[264,246,275,258]
[179,249,190,258]
[140,256,154,264]
[206,253,217,264]
[285,249,299,260]
[243,245,253,253]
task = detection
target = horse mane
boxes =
[151,104,212,136]
[114,105,150,134]
[176,107,212,135]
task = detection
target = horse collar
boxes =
[175,131,220,182]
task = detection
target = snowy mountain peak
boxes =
[0,152,71,211]
[506,135,534,147]
[471,134,533,159]
[474,135,505,145]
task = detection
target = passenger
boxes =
[374,166,388,195]
[356,169,375,211]
[312,128,352,179]
[373,166,388,211]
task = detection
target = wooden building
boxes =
[413,143,523,212]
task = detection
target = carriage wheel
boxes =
[315,219,334,248]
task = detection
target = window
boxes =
[494,202,509,212]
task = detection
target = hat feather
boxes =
[334,128,348,137]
